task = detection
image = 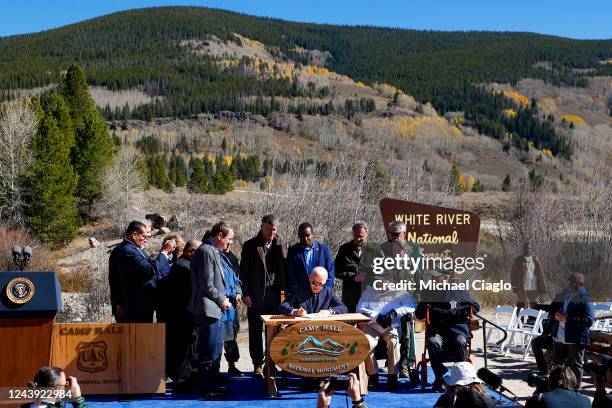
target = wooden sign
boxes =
[379,198,480,259]
[50,323,165,394]
[269,321,370,377]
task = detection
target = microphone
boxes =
[12,246,22,262]
[477,368,517,400]
[22,246,32,261]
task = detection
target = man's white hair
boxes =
[311,266,328,279]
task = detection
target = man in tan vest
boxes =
[511,242,546,308]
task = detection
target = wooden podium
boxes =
[0,272,60,388]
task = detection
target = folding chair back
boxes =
[504,308,545,359]
[486,305,517,346]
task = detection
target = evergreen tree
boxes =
[61,64,114,205]
[449,164,463,195]
[471,179,484,192]
[188,157,210,193]
[72,111,114,204]
[528,169,544,191]
[174,155,188,187]
[502,174,512,192]
[27,93,80,244]
[61,65,96,131]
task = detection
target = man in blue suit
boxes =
[116,221,174,323]
[287,222,335,295]
[280,267,347,316]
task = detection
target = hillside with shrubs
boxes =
[0,7,610,317]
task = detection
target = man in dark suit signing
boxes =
[280,267,347,316]
[115,220,174,323]
[189,222,234,399]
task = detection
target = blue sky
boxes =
[1,0,611,39]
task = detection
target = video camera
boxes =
[524,372,549,394]
[584,359,609,384]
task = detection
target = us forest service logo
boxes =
[270,321,369,377]
[6,277,35,304]
[77,341,108,373]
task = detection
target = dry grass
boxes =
[0,227,56,272]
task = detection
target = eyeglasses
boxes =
[310,280,324,287]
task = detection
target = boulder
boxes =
[145,213,166,229]
[167,214,179,230]
[89,237,101,248]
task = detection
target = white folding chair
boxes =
[504,308,546,359]
[485,305,517,350]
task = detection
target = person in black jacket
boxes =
[549,273,595,387]
[239,214,287,378]
[334,222,383,313]
[592,356,612,408]
[115,221,175,323]
[416,270,480,391]
[279,267,347,316]
[156,239,199,381]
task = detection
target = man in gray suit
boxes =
[189,221,234,399]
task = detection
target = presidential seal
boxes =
[6,277,35,304]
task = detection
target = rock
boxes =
[89,237,101,248]
[167,214,179,230]
[159,227,171,235]
[146,213,166,229]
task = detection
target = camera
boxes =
[584,360,608,383]
[321,376,349,394]
[524,372,549,394]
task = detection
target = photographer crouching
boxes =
[525,365,590,408]
[590,356,612,408]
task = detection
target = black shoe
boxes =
[198,389,228,400]
[368,374,379,389]
[431,378,445,393]
[215,375,231,385]
[409,369,420,388]
[384,374,398,391]
[228,364,244,377]
[399,366,410,378]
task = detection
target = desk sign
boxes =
[269,321,370,377]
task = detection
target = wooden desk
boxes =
[261,313,371,397]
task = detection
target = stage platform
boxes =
[86,371,520,407]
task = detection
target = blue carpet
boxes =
[86,372,519,407]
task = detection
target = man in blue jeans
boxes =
[189,222,234,399]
